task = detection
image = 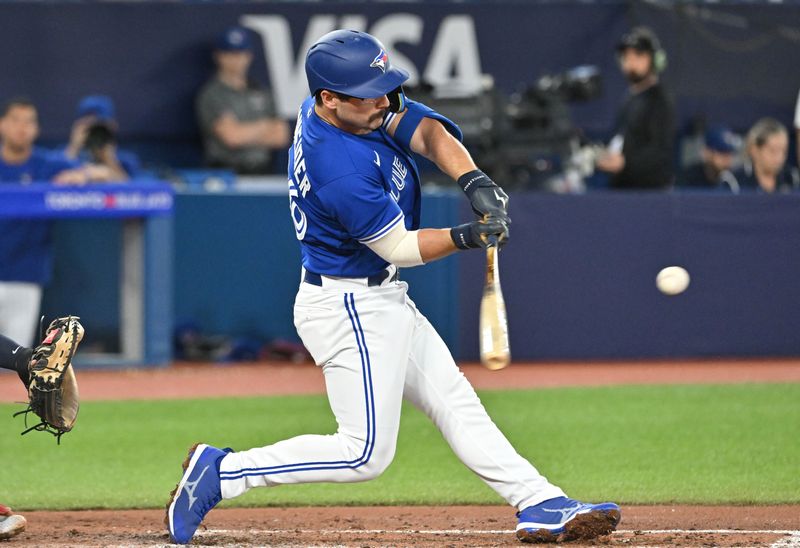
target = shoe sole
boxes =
[164,442,204,539]
[0,515,27,540]
[516,508,621,543]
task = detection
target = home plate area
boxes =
[15,505,800,547]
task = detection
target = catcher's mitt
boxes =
[14,316,84,443]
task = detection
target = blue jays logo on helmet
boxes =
[370,50,388,73]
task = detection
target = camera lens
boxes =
[85,123,115,150]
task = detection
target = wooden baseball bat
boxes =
[479,236,510,370]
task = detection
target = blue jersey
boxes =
[0,147,76,183]
[0,147,78,284]
[288,97,461,277]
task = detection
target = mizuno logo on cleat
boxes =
[183,465,210,510]
[542,504,582,520]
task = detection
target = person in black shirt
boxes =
[677,126,740,192]
[596,27,676,190]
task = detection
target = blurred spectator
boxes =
[196,26,290,175]
[62,95,140,182]
[595,27,675,190]
[677,126,741,192]
[732,118,799,194]
[795,89,800,169]
[0,97,86,346]
[677,115,706,170]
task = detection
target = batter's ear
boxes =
[388,86,406,113]
[318,90,339,109]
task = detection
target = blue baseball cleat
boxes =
[165,443,231,544]
[516,496,621,543]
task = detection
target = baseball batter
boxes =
[167,30,620,544]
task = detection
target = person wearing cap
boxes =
[731,117,799,194]
[677,126,741,192]
[0,97,89,346]
[595,26,676,190]
[61,94,141,182]
[196,26,290,175]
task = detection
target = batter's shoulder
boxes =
[304,135,380,192]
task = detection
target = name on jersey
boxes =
[390,155,407,202]
[292,112,311,198]
[288,107,309,240]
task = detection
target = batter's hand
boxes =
[457,169,509,219]
[451,216,510,250]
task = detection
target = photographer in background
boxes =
[595,27,675,190]
[62,95,140,182]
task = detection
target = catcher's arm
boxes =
[14,316,84,443]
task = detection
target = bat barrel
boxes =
[480,240,510,370]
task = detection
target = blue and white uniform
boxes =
[287,97,453,277]
[218,98,565,510]
[0,147,78,346]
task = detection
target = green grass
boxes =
[1,383,798,510]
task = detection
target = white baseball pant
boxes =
[0,282,42,348]
[219,272,565,510]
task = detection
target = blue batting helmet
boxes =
[305,30,409,99]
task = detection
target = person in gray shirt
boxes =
[196,26,290,174]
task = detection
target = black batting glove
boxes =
[450,216,510,250]
[457,169,509,219]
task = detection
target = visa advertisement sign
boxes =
[242,14,486,118]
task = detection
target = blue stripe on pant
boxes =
[219,292,375,480]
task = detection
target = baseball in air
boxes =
[656,266,690,296]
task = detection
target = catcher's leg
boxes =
[0,281,42,347]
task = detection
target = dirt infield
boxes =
[11,505,800,546]
[3,357,800,403]
[2,358,800,546]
